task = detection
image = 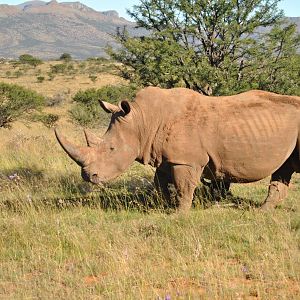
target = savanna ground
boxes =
[0,59,299,299]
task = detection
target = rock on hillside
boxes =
[0,1,136,59]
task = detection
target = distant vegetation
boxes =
[59,53,72,62]
[18,54,43,67]
[30,112,59,128]
[0,82,44,128]
[69,85,137,127]
[109,0,300,96]
[0,56,118,83]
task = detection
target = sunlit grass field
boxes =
[0,120,299,299]
[0,61,299,299]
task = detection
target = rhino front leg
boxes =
[172,164,203,212]
[261,158,294,210]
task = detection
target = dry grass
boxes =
[0,60,124,99]
[0,207,299,299]
[0,60,299,299]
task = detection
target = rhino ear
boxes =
[119,100,131,115]
[99,100,119,114]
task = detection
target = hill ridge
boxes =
[0,1,298,59]
[0,1,134,59]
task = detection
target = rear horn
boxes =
[84,129,102,147]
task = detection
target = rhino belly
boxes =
[217,138,297,183]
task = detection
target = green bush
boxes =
[50,64,67,74]
[19,54,42,67]
[47,73,55,81]
[0,82,45,128]
[87,57,110,64]
[69,85,137,128]
[37,76,45,83]
[30,113,59,128]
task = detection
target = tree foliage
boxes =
[18,54,43,67]
[0,82,45,128]
[108,0,300,95]
[59,53,72,61]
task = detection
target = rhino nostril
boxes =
[92,173,98,179]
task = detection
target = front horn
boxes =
[55,129,88,166]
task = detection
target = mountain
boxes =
[288,17,300,30]
[17,1,46,10]
[0,1,299,60]
[0,1,136,59]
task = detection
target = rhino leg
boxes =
[154,163,173,205]
[172,164,203,212]
[261,157,294,210]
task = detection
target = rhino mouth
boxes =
[81,169,104,186]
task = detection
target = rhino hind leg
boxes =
[261,155,296,210]
[154,163,174,207]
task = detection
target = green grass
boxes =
[0,126,299,299]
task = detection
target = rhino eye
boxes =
[110,146,115,151]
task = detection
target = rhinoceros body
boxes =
[56,87,300,211]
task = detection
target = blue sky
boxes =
[0,0,299,18]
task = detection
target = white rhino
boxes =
[55,87,300,212]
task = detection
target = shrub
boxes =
[59,53,72,61]
[19,54,42,67]
[37,76,45,83]
[30,113,59,128]
[89,74,97,83]
[79,62,86,70]
[87,57,110,64]
[67,64,74,71]
[46,93,66,107]
[14,70,23,78]
[69,85,138,128]
[50,64,67,74]
[0,82,45,128]
[48,73,55,81]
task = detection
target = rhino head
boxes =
[55,100,139,185]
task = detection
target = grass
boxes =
[0,207,299,299]
[0,60,299,299]
[0,60,124,100]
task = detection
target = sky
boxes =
[0,0,299,19]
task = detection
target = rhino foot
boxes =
[260,181,288,210]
